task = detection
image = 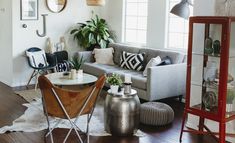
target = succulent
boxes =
[106,73,123,86]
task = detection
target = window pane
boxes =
[126,16,138,29]
[139,0,147,2]
[137,17,147,30]
[124,0,148,45]
[128,0,138,2]
[138,3,148,16]
[169,18,185,33]
[168,0,193,49]
[126,29,137,43]
[137,30,147,44]
[126,3,138,16]
[168,33,184,48]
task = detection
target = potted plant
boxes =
[226,89,235,112]
[70,14,115,50]
[106,73,123,93]
[70,55,85,71]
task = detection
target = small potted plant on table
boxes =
[70,55,85,78]
[106,73,123,93]
[226,89,235,112]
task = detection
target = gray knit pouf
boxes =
[140,102,174,126]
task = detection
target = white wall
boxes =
[0,0,13,86]
[194,0,215,16]
[147,0,168,49]
[99,0,124,42]
[0,0,100,87]
[99,0,218,50]
[99,0,168,49]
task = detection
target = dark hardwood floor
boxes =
[0,82,218,143]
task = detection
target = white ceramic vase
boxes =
[77,69,83,79]
[226,103,233,113]
[110,85,119,93]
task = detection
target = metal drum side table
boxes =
[104,89,140,136]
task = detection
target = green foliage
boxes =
[70,15,115,50]
[106,73,123,86]
[227,89,235,104]
[70,55,85,70]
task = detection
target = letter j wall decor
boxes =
[20,0,38,20]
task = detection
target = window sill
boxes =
[164,48,187,54]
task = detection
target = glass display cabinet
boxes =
[180,16,235,143]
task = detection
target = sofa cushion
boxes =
[109,43,140,65]
[92,48,115,65]
[83,63,124,77]
[139,48,185,66]
[143,56,161,77]
[120,51,145,71]
[158,56,172,66]
[113,69,147,90]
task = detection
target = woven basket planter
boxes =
[86,0,105,6]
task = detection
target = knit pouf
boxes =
[140,102,174,126]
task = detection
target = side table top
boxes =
[45,72,98,86]
[107,89,137,97]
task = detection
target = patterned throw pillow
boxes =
[120,51,145,71]
[26,49,48,68]
[56,60,71,72]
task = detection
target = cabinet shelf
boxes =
[191,104,235,119]
[192,52,235,58]
[191,81,218,90]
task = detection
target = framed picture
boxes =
[20,0,38,20]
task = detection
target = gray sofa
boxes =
[78,43,186,101]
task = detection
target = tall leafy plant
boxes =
[70,15,114,50]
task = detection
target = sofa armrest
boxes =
[147,63,186,101]
[77,51,95,63]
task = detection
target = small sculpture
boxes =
[60,36,67,51]
[204,37,213,55]
[213,40,221,56]
[215,69,234,83]
[202,91,217,111]
[46,38,54,53]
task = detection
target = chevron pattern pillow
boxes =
[120,51,145,71]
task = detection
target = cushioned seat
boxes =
[140,102,174,126]
[83,63,123,77]
[83,63,147,90]
[113,70,147,90]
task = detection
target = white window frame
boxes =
[122,0,148,47]
[167,0,193,50]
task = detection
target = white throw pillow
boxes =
[143,56,161,77]
[92,47,115,65]
[26,49,48,68]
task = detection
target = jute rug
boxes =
[0,89,144,136]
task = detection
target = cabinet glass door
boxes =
[189,23,222,115]
[227,21,235,118]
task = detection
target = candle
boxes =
[125,74,131,83]
[70,69,76,79]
